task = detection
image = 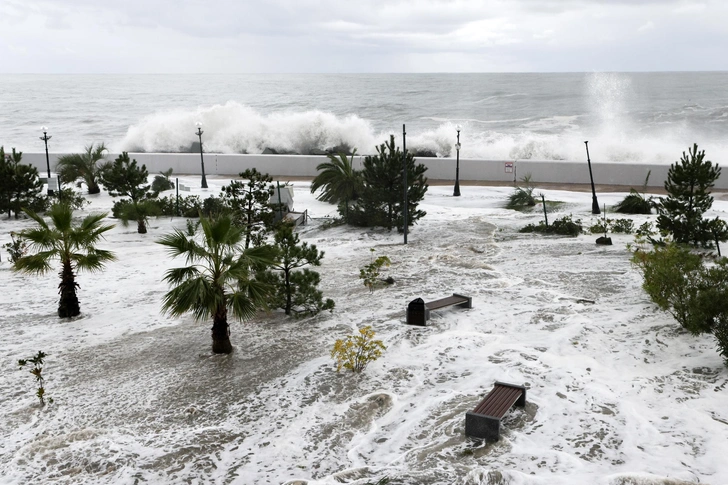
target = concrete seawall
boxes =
[18,152,705,190]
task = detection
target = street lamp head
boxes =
[195,121,203,128]
[456,124,461,133]
[41,126,48,132]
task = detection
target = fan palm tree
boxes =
[157,214,274,354]
[56,143,108,194]
[310,150,362,222]
[13,203,116,317]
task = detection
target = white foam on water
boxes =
[1,180,728,484]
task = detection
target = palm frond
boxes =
[12,253,54,275]
[228,288,263,320]
[161,277,217,321]
[162,266,202,286]
[156,229,204,263]
[311,151,361,204]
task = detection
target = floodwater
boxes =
[1,181,726,484]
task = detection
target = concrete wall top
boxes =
[17,152,724,190]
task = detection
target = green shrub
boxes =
[615,171,654,214]
[331,326,386,372]
[156,194,204,217]
[632,241,728,365]
[521,215,582,237]
[636,221,656,238]
[588,218,635,235]
[18,351,53,406]
[611,218,635,234]
[615,192,654,214]
[631,242,703,332]
[4,232,28,263]
[506,174,537,209]
[201,195,227,218]
[359,249,392,292]
[152,168,175,194]
[52,188,88,210]
[111,199,133,219]
[588,221,608,235]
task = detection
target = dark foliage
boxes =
[221,169,279,248]
[258,223,334,318]
[614,171,655,214]
[155,195,204,217]
[520,215,583,237]
[349,135,428,231]
[0,147,44,219]
[56,143,107,194]
[506,174,537,209]
[151,168,175,194]
[99,152,157,233]
[656,144,725,246]
[632,242,728,365]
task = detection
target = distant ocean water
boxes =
[1,72,727,163]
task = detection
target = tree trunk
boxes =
[58,259,80,318]
[88,181,101,195]
[211,305,233,354]
[137,218,147,234]
[284,268,292,315]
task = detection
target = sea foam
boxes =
[117,99,728,164]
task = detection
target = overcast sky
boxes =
[1,0,726,73]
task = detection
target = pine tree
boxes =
[221,169,278,248]
[0,147,44,219]
[259,223,334,317]
[350,135,428,231]
[99,152,158,233]
[656,143,723,246]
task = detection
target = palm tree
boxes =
[13,204,116,317]
[157,214,274,354]
[310,150,362,222]
[56,143,108,194]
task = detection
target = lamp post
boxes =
[40,126,53,195]
[584,141,600,214]
[402,124,408,245]
[453,125,461,197]
[195,121,208,189]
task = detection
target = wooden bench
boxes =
[465,382,527,441]
[406,293,472,326]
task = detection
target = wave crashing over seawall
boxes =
[118,100,728,164]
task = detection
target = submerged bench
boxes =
[465,382,527,441]
[406,293,472,326]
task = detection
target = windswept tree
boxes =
[13,204,116,317]
[310,150,362,223]
[656,144,726,246]
[157,214,274,354]
[99,152,159,233]
[56,143,108,194]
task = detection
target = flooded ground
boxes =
[1,180,726,484]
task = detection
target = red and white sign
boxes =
[505,161,514,173]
